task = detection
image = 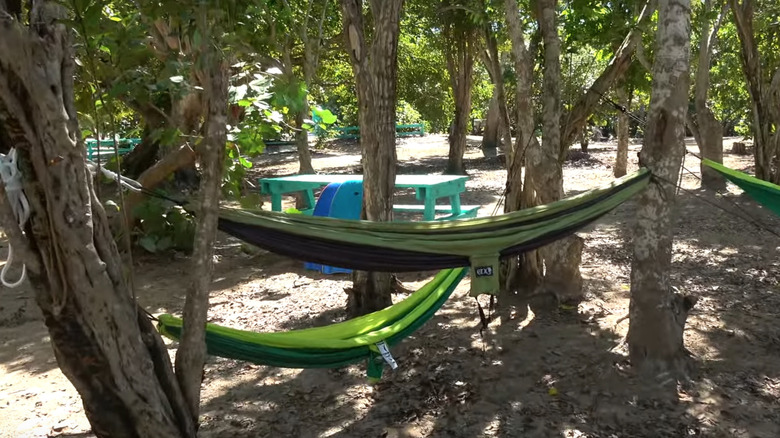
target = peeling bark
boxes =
[341,0,403,316]
[627,0,694,378]
[0,3,195,436]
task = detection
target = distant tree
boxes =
[729,0,780,183]
[688,0,729,190]
[441,0,482,175]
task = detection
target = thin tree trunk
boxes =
[0,3,196,436]
[534,0,585,304]
[730,0,780,183]
[482,30,513,154]
[615,80,630,177]
[482,95,500,153]
[174,47,229,420]
[503,0,543,291]
[445,36,474,175]
[627,0,696,378]
[295,106,315,174]
[693,0,728,190]
[342,0,403,316]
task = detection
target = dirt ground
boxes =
[1,135,779,438]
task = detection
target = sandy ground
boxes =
[1,135,779,438]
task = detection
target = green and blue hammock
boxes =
[158,169,653,378]
[157,163,779,378]
[702,159,780,217]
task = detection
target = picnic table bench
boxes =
[86,138,141,161]
[258,174,479,221]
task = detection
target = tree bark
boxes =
[445,27,475,175]
[693,0,727,190]
[627,0,695,378]
[174,41,229,420]
[482,29,513,155]
[729,0,780,183]
[615,80,630,177]
[503,0,543,291]
[0,4,196,436]
[482,95,500,153]
[341,0,403,316]
[534,0,585,304]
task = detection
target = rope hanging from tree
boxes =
[0,148,30,288]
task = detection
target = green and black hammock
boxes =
[160,268,466,379]
[158,169,651,378]
[703,159,780,217]
[215,169,651,296]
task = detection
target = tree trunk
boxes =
[615,81,630,177]
[694,0,728,190]
[0,4,196,436]
[534,0,585,304]
[295,105,315,174]
[503,0,543,291]
[342,0,403,316]
[445,34,475,175]
[627,0,695,378]
[174,47,229,420]
[482,95,500,154]
[730,0,780,183]
[482,30,513,155]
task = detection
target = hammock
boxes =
[158,268,467,379]
[217,169,651,296]
[703,159,780,217]
[158,171,649,378]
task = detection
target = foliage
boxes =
[134,198,196,253]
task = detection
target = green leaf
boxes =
[237,99,252,107]
[238,157,253,168]
[239,193,263,210]
[108,16,122,22]
[138,236,158,253]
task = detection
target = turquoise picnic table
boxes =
[258,174,480,221]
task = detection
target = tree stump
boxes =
[732,141,748,155]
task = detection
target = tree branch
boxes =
[559,0,656,155]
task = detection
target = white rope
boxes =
[0,148,30,288]
[86,160,144,193]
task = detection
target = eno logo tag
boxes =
[475,266,493,277]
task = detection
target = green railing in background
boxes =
[86,138,141,161]
[334,123,425,140]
